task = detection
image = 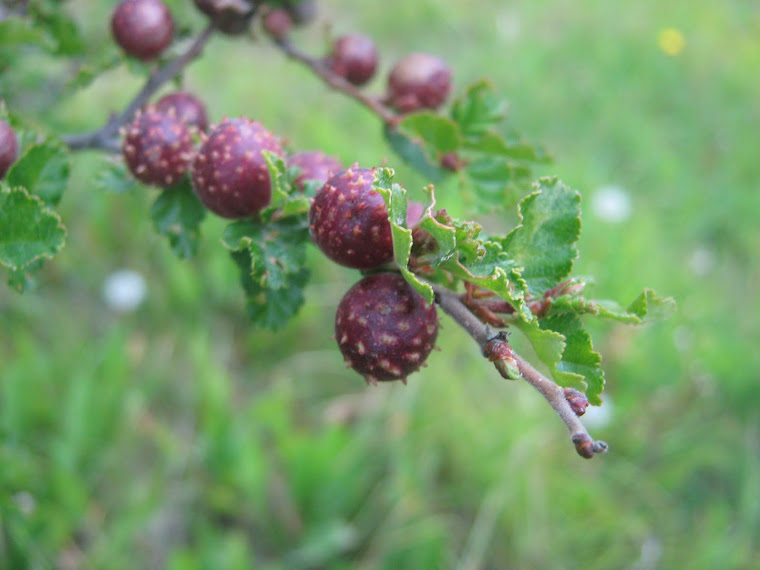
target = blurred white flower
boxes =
[496,11,521,41]
[13,491,36,516]
[591,185,632,223]
[583,396,614,429]
[102,269,147,312]
[688,247,715,276]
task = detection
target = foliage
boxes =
[3,0,753,568]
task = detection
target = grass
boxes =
[1,0,759,568]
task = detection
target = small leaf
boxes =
[149,178,207,259]
[372,167,434,304]
[514,315,606,405]
[6,139,70,206]
[624,288,677,322]
[0,17,56,51]
[383,124,447,182]
[8,259,44,293]
[95,159,138,194]
[451,80,508,136]
[397,111,461,156]
[465,156,521,206]
[29,4,85,55]
[0,185,66,271]
[548,287,676,325]
[223,217,311,330]
[412,193,531,320]
[262,150,291,209]
[502,177,581,296]
[66,54,122,92]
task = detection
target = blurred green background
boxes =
[2,0,759,568]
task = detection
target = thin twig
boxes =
[62,23,216,152]
[432,284,608,459]
[270,36,398,125]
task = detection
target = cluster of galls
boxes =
[111,0,442,385]
[309,167,439,384]
[261,6,453,113]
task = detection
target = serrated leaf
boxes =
[258,152,311,223]
[372,167,434,304]
[451,80,508,136]
[397,111,461,156]
[383,124,447,182]
[8,259,44,293]
[231,250,309,330]
[66,54,122,92]
[412,191,531,320]
[0,17,56,51]
[548,287,676,325]
[465,156,521,206]
[502,177,581,296]
[29,3,85,56]
[223,218,310,330]
[95,159,138,194]
[463,131,547,163]
[263,151,291,208]
[514,315,605,405]
[149,178,207,259]
[624,288,677,322]
[6,139,70,206]
[0,185,66,271]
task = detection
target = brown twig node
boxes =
[432,283,608,459]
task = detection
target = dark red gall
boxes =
[335,272,439,384]
[327,34,378,86]
[308,166,393,269]
[111,0,174,61]
[155,91,209,132]
[287,151,342,192]
[0,120,19,180]
[262,8,293,39]
[284,0,317,26]
[193,0,255,35]
[387,52,452,112]
[121,108,193,187]
[191,117,283,218]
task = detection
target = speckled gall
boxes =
[121,107,193,188]
[335,272,439,384]
[308,166,393,269]
[191,117,283,218]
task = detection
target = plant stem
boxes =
[270,36,398,125]
[432,284,608,459]
[62,24,216,152]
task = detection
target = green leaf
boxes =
[502,177,581,296]
[28,2,85,55]
[589,289,677,323]
[546,285,676,325]
[464,156,521,206]
[451,80,508,136]
[397,111,461,155]
[0,185,66,272]
[66,54,122,92]
[95,159,138,194]
[0,17,56,52]
[262,151,291,209]
[6,139,70,206]
[149,178,207,259]
[372,167,434,304]
[514,315,606,405]
[258,151,311,222]
[223,218,310,330]
[411,191,531,320]
[8,259,44,293]
[384,125,448,182]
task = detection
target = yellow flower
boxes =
[658,28,686,56]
